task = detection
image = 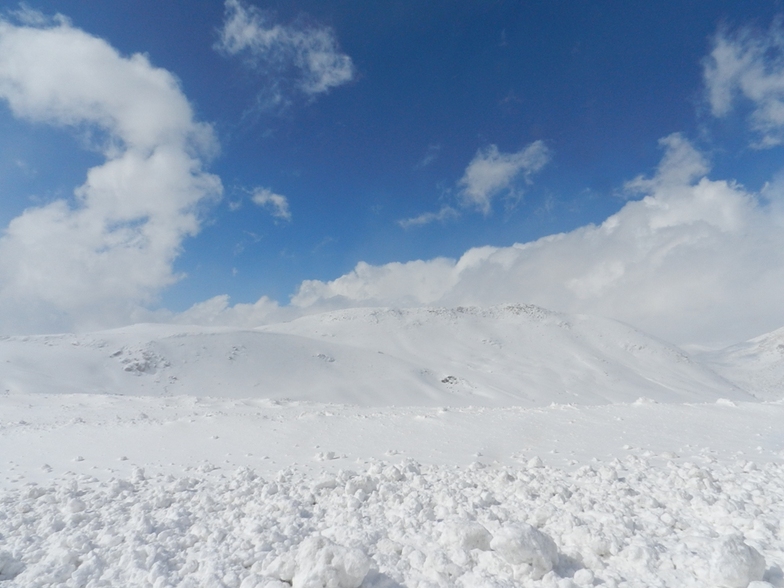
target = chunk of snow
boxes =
[710,535,766,588]
[490,523,559,579]
[290,535,370,588]
[440,520,492,552]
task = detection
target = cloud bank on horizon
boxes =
[1,7,784,348]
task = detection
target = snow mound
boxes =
[2,456,782,588]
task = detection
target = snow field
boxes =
[1,455,782,588]
[2,394,783,490]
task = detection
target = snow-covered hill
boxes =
[261,305,751,405]
[698,326,784,401]
[0,304,749,406]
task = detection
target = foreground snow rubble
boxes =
[1,455,782,588]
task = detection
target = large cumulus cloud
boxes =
[0,14,221,333]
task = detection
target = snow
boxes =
[0,305,752,406]
[0,305,783,587]
[488,524,559,579]
[698,326,784,401]
[710,536,766,588]
[1,445,783,587]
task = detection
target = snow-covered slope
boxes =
[0,305,748,406]
[698,326,784,401]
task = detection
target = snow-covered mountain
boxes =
[0,304,749,406]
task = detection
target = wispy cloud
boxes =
[216,0,353,108]
[458,141,550,214]
[7,3,63,27]
[414,144,441,170]
[705,20,784,147]
[398,205,458,229]
[251,187,291,221]
[400,141,550,229]
[0,13,221,333]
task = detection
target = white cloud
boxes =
[0,16,221,333]
[172,294,281,327]
[216,0,353,102]
[293,134,784,347]
[401,141,550,228]
[251,187,291,221]
[625,134,710,192]
[398,205,458,229]
[704,22,784,147]
[293,258,461,310]
[458,141,550,214]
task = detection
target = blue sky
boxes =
[2,1,784,344]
